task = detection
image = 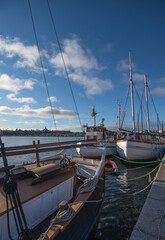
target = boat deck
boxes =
[130,160,165,240]
[0,164,76,216]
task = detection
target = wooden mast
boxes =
[144,74,150,132]
[129,50,136,132]
[118,101,121,135]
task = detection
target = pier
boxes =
[130,160,165,240]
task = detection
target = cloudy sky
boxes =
[0,0,165,131]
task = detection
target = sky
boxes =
[0,0,165,132]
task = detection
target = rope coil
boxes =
[76,178,95,198]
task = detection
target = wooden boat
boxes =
[77,122,117,158]
[117,138,164,161]
[116,51,164,162]
[0,140,106,240]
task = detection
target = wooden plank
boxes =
[0,142,96,158]
[3,139,96,152]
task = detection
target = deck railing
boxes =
[0,139,96,165]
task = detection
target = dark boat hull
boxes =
[54,171,105,240]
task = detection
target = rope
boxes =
[110,152,165,164]
[46,0,83,131]
[41,196,103,240]
[119,174,156,195]
[119,161,159,173]
[41,203,74,240]
[106,162,160,184]
[27,0,60,142]
[76,178,95,198]
[121,163,160,182]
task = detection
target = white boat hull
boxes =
[76,142,117,158]
[117,140,164,161]
[0,177,74,240]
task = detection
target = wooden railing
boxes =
[0,139,96,158]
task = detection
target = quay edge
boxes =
[130,160,165,240]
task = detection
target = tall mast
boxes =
[157,113,159,132]
[144,74,150,132]
[129,50,136,132]
[118,101,121,134]
[137,112,139,132]
[141,103,143,133]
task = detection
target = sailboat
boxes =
[0,140,106,240]
[76,106,117,158]
[116,51,164,162]
[0,1,106,240]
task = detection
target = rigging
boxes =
[46,0,83,131]
[27,0,59,141]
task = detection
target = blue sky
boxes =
[0,0,165,131]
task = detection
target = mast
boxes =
[137,112,139,132]
[141,103,143,133]
[157,113,159,132]
[129,50,136,132]
[144,74,150,132]
[92,106,97,126]
[118,101,121,134]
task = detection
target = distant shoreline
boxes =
[0,128,85,137]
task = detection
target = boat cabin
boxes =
[85,125,106,141]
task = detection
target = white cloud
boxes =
[0,36,41,72]
[117,59,129,72]
[47,96,58,103]
[0,74,35,93]
[0,105,77,119]
[50,37,101,72]
[7,93,36,104]
[116,58,136,73]
[133,73,144,82]
[151,87,165,96]
[49,36,113,96]
[17,120,46,125]
[121,72,144,83]
[70,71,113,95]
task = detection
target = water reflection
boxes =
[94,157,158,240]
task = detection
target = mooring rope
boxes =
[41,203,74,240]
[106,163,160,184]
[121,163,160,182]
[119,174,156,195]
[119,161,159,173]
[76,178,95,198]
[111,152,164,164]
[41,179,102,240]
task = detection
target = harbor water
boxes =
[0,136,158,240]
